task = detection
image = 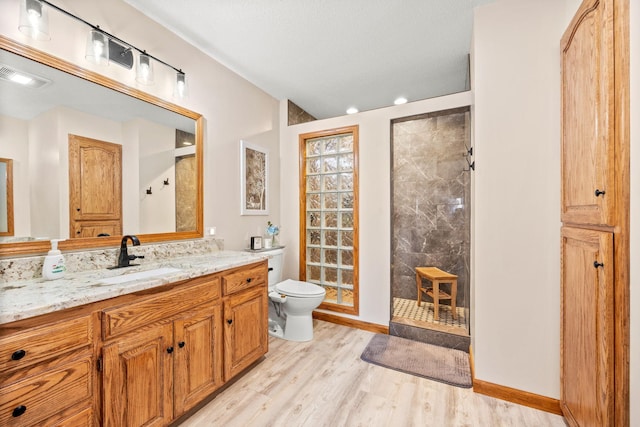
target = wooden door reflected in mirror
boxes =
[69,135,122,238]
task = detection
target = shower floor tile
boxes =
[392,297,469,336]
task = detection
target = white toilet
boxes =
[266,248,326,341]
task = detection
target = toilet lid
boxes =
[275,279,326,297]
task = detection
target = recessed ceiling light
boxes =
[9,73,33,85]
[394,97,408,105]
[0,63,51,88]
[346,107,358,114]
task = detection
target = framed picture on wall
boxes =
[240,140,269,215]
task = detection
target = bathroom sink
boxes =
[99,267,182,285]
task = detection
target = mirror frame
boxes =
[0,158,14,237]
[0,36,203,257]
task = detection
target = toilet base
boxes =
[268,318,284,339]
[283,313,314,342]
[267,301,315,342]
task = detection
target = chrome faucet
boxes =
[114,235,144,268]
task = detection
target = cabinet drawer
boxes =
[102,276,220,339]
[222,264,267,295]
[0,358,92,427]
[0,316,93,374]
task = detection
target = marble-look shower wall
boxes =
[391,108,471,309]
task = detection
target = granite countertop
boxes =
[0,250,269,325]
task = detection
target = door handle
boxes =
[593,261,604,269]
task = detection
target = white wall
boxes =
[630,0,638,424]
[121,121,140,234]
[280,92,472,326]
[136,119,176,234]
[28,109,61,238]
[472,0,567,398]
[0,0,280,250]
[0,115,30,236]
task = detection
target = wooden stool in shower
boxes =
[416,267,458,321]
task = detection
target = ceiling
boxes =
[124,0,496,120]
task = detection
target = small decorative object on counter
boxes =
[42,239,66,280]
[250,236,263,250]
[266,221,280,246]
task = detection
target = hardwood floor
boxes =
[180,320,566,427]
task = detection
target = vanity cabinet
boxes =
[101,276,223,426]
[0,314,96,426]
[221,263,269,380]
[0,259,268,427]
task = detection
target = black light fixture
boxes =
[18,0,187,97]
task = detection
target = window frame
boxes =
[298,125,359,315]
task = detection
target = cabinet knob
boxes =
[595,189,606,197]
[246,278,252,283]
[594,261,604,269]
[12,405,27,417]
[227,319,233,325]
[178,341,185,348]
[11,349,26,361]
[166,346,174,354]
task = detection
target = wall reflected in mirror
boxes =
[0,46,199,246]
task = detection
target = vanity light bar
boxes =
[22,1,186,94]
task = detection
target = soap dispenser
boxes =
[42,239,66,280]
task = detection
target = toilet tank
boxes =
[266,248,284,286]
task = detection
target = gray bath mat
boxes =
[360,334,472,388]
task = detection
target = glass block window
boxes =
[299,126,359,314]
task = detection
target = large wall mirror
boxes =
[0,36,203,257]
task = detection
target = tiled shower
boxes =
[390,107,471,348]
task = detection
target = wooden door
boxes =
[173,302,223,416]
[560,0,615,226]
[560,226,614,426]
[69,135,122,238]
[102,323,173,427]
[223,286,268,380]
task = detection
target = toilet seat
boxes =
[275,279,325,298]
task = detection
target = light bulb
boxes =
[174,72,188,99]
[18,0,50,40]
[85,30,109,65]
[136,53,154,84]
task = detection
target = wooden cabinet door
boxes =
[560,226,614,426]
[69,135,122,238]
[223,286,268,380]
[173,303,223,416]
[560,0,615,226]
[102,323,173,427]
